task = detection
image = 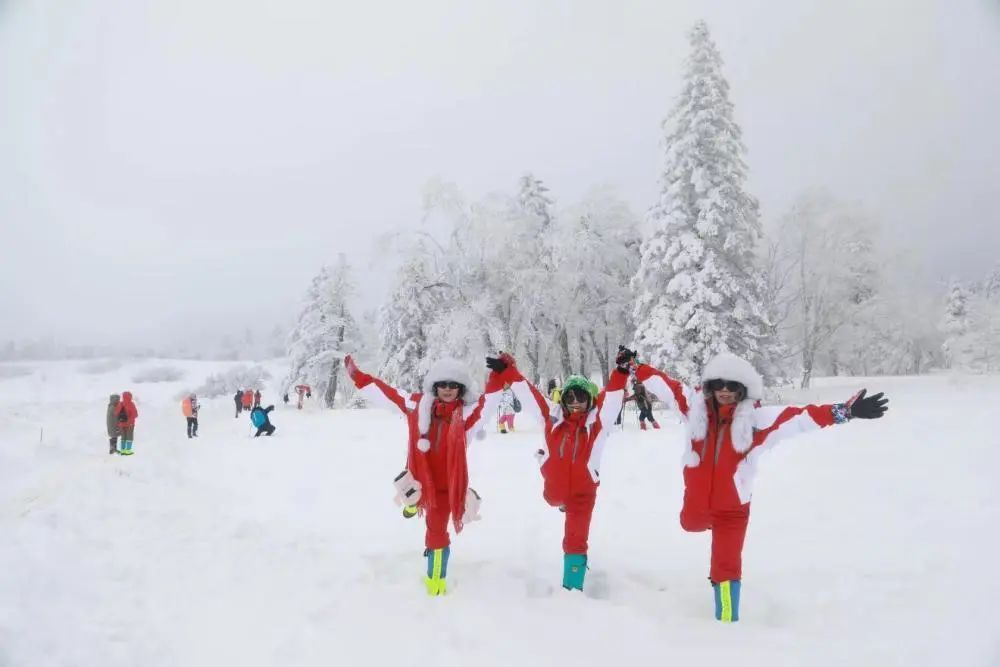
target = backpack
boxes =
[250,408,266,428]
[117,405,128,423]
[512,395,522,413]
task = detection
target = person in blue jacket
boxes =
[250,404,276,437]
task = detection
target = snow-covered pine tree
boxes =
[377,246,442,391]
[284,255,360,408]
[632,20,780,384]
[941,280,972,370]
[515,173,557,384]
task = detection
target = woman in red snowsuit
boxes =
[484,350,630,592]
[631,349,888,622]
[344,354,508,596]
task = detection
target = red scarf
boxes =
[408,399,469,533]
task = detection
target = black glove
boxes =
[615,346,637,374]
[848,389,888,419]
[486,352,514,373]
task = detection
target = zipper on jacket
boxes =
[571,426,582,463]
[558,431,568,458]
[714,417,728,466]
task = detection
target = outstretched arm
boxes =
[344,355,417,415]
[487,354,552,428]
[751,389,889,451]
[462,364,518,434]
[632,363,693,420]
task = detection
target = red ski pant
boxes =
[499,414,515,430]
[680,504,750,582]
[560,492,597,555]
[424,489,452,550]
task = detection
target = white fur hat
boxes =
[701,352,764,401]
[417,358,481,437]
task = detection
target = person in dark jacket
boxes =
[106,394,121,454]
[253,389,262,408]
[234,389,244,418]
[250,405,276,437]
[632,380,660,430]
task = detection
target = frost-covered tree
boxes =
[284,255,360,408]
[377,246,443,391]
[941,280,971,369]
[632,20,780,384]
[765,190,879,387]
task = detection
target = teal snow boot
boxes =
[562,554,587,591]
[713,580,741,622]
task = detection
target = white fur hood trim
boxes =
[418,358,480,434]
[683,394,757,464]
[701,352,764,400]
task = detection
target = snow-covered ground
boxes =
[0,360,997,666]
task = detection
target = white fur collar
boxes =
[683,396,756,466]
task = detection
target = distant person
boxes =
[253,389,262,408]
[106,393,122,454]
[294,384,311,410]
[497,384,518,433]
[182,394,199,438]
[234,389,244,418]
[250,404,276,437]
[116,391,139,456]
[632,380,659,431]
[282,392,290,405]
[241,389,253,413]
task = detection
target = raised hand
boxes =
[615,345,637,374]
[847,388,889,419]
[486,351,516,374]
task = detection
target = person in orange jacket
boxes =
[241,389,253,412]
[483,350,630,593]
[181,394,199,438]
[116,391,139,455]
[628,348,888,622]
[345,354,508,596]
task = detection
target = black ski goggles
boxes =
[705,379,746,393]
[433,381,464,390]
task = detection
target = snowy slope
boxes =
[0,361,998,666]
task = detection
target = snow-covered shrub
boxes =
[195,364,272,398]
[78,359,123,374]
[0,365,33,379]
[132,366,185,383]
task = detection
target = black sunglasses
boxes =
[706,379,745,393]
[562,388,592,403]
[434,381,463,390]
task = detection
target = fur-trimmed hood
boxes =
[701,352,764,401]
[418,358,480,435]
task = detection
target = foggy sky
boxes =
[2,0,998,347]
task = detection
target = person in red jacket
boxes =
[344,354,508,596]
[630,349,888,622]
[116,391,139,456]
[241,389,253,412]
[484,349,630,593]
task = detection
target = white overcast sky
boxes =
[2,0,998,346]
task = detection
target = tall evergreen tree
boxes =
[632,20,780,384]
[284,255,359,408]
[378,247,442,391]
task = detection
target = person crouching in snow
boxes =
[250,404,276,436]
[116,391,139,455]
[106,394,122,454]
[483,349,629,592]
[629,348,889,622]
[344,354,508,596]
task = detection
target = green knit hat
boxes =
[562,375,599,402]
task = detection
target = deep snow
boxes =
[1,360,998,666]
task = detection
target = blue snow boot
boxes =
[562,554,587,591]
[713,580,741,622]
[424,546,450,596]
